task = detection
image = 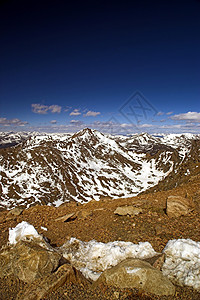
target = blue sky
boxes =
[0,0,200,134]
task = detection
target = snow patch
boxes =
[9,221,42,245]
[60,237,157,281]
[41,226,48,231]
[162,239,200,289]
[126,267,141,274]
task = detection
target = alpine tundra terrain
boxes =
[0,129,200,300]
[0,128,199,209]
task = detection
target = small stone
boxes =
[152,212,158,217]
[155,225,163,235]
[113,291,120,299]
[114,206,143,216]
[7,208,23,216]
[55,212,77,222]
[77,210,93,219]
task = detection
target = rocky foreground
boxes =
[0,174,200,299]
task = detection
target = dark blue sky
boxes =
[0,0,200,133]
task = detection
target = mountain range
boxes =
[0,129,199,209]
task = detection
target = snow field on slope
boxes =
[0,131,197,207]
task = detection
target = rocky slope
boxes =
[0,129,199,209]
[0,173,200,299]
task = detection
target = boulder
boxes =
[94,258,175,296]
[114,206,142,216]
[0,240,62,283]
[166,195,194,217]
[16,264,90,300]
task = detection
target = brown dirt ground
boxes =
[0,175,200,299]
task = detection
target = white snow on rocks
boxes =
[162,239,200,289]
[8,222,200,290]
[9,221,42,245]
[60,237,157,281]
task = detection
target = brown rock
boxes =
[155,224,164,235]
[0,240,61,283]
[94,258,175,296]
[77,209,93,219]
[166,195,194,217]
[7,208,23,216]
[16,263,90,300]
[114,206,142,216]
[144,253,165,271]
[5,208,23,221]
[55,212,77,222]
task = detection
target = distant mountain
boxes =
[0,131,31,149]
[0,129,199,209]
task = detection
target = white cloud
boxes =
[166,111,173,115]
[50,120,57,124]
[70,109,81,116]
[157,111,164,116]
[0,117,28,126]
[32,104,61,114]
[31,104,49,114]
[49,105,61,113]
[64,106,72,112]
[120,123,132,128]
[83,110,101,117]
[170,112,200,123]
[11,119,200,135]
[70,120,84,126]
[139,123,153,128]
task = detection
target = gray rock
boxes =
[0,239,61,283]
[166,195,194,217]
[114,206,142,216]
[94,258,175,296]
